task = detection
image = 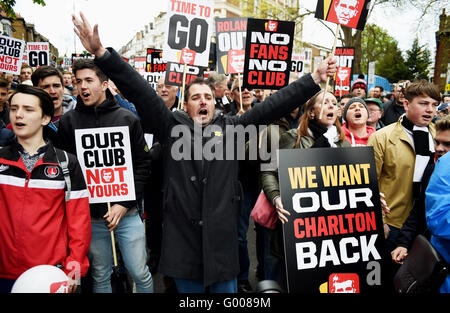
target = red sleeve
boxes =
[61,154,92,279]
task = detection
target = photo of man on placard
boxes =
[315,0,370,31]
[329,0,362,28]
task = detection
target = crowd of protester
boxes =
[0,14,449,294]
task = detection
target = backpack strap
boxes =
[54,147,71,202]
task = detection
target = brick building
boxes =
[0,9,59,61]
[433,9,450,92]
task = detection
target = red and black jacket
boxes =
[0,142,91,280]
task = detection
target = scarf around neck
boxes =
[401,115,435,196]
[308,119,339,148]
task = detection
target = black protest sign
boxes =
[315,0,371,31]
[146,48,165,72]
[243,18,295,90]
[278,147,387,293]
[151,51,167,73]
[164,62,205,87]
[334,47,355,97]
[215,17,247,74]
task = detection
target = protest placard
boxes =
[163,0,214,67]
[75,127,136,204]
[278,147,387,293]
[215,17,247,74]
[134,56,147,73]
[243,18,295,90]
[141,72,165,90]
[72,53,94,64]
[164,62,205,87]
[315,0,371,31]
[0,35,25,75]
[146,48,165,72]
[27,42,50,67]
[291,50,312,77]
[334,47,355,97]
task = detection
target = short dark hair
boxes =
[184,77,214,102]
[0,77,9,89]
[436,115,450,132]
[72,59,108,82]
[374,85,384,92]
[340,93,353,102]
[404,80,440,103]
[21,63,32,71]
[10,84,54,120]
[31,66,64,87]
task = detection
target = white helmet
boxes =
[11,265,69,293]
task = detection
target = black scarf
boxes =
[401,116,435,196]
[309,119,331,148]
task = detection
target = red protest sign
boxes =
[334,47,355,97]
[315,0,371,31]
[227,49,245,74]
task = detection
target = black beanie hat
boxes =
[343,97,369,123]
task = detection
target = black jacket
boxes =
[395,163,434,248]
[56,90,151,218]
[381,100,405,126]
[95,48,321,286]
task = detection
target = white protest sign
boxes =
[368,61,375,85]
[75,127,136,204]
[27,42,50,67]
[163,0,214,67]
[0,35,25,75]
[141,72,165,90]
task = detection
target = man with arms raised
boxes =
[72,12,337,293]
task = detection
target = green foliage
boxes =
[375,40,409,83]
[405,38,432,80]
[361,25,432,83]
[0,0,46,18]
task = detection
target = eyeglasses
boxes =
[232,87,253,93]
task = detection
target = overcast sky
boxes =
[13,0,448,57]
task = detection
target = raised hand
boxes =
[72,12,106,58]
[311,54,338,84]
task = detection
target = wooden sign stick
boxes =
[319,23,341,119]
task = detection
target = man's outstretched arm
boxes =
[72,12,171,140]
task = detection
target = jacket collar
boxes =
[389,115,436,148]
[0,140,57,164]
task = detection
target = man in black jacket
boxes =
[72,12,337,293]
[56,58,153,293]
[381,82,407,126]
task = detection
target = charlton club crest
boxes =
[44,166,60,178]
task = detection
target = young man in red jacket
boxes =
[0,85,91,293]
[341,97,376,146]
